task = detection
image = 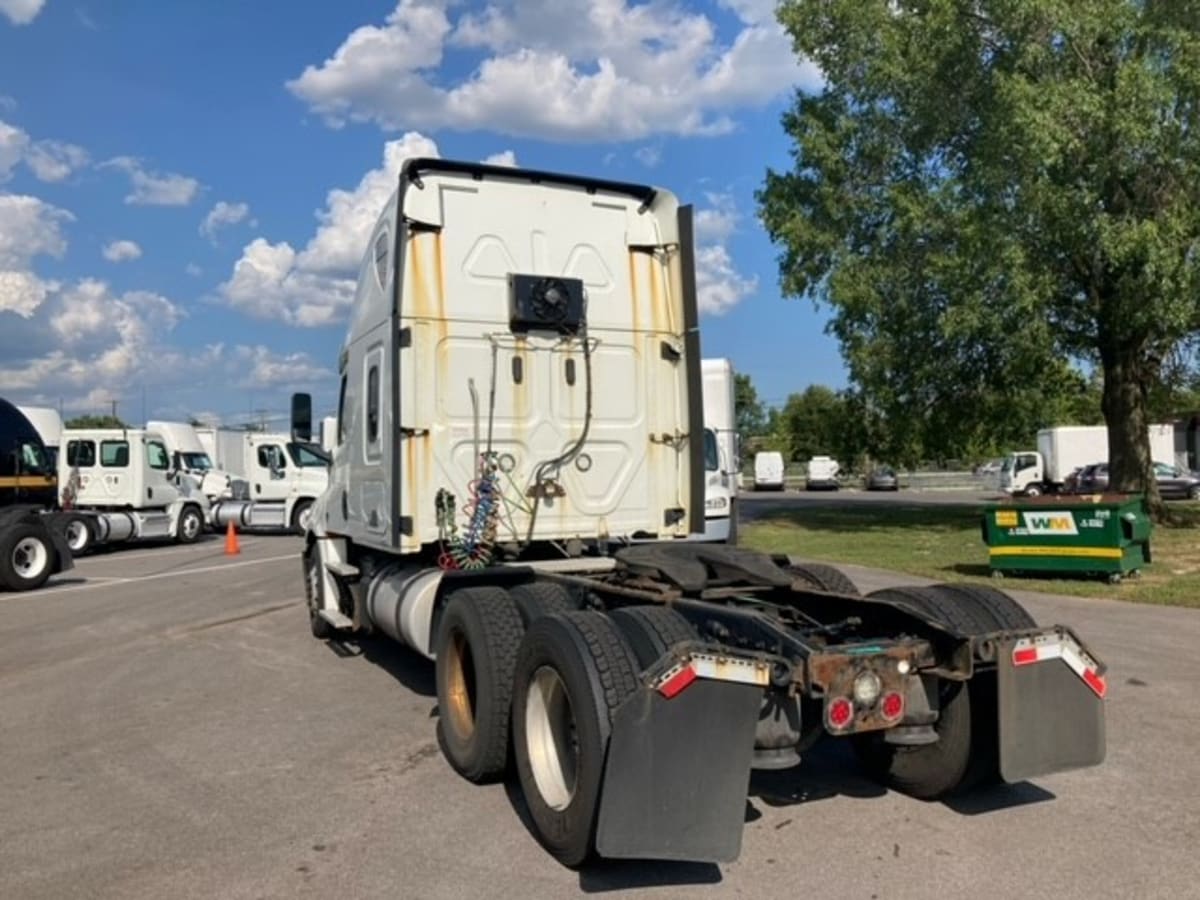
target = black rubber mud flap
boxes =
[595,679,761,862]
[996,636,1106,783]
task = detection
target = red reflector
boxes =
[880,691,904,721]
[1082,668,1107,699]
[658,665,697,699]
[1012,647,1040,666]
[827,697,854,730]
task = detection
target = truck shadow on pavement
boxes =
[323,635,436,696]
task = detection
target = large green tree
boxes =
[64,415,127,429]
[760,0,1200,511]
[734,372,768,436]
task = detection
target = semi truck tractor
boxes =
[700,358,737,542]
[298,158,1107,866]
[58,427,211,553]
[0,398,74,590]
[1001,424,1175,496]
[147,420,247,503]
[208,430,328,533]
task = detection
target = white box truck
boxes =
[208,430,328,533]
[1001,424,1176,496]
[295,158,1106,867]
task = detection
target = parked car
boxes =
[1154,462,1200,500]
[1075,462,1109,493]
[865,467,900,491]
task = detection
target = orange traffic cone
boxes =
[224,520,241,556]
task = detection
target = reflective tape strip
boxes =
[990,546,1124,559]
[1012,635,1107,699]
[655,653,771,698]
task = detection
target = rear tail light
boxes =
[880,691,905,722]
[826,697,854,730]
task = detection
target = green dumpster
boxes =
[982,493,1152,583]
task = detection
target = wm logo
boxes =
[1022,512,1079,536]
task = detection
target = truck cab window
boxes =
[146,440,170,471]
[19,442,49,474]
[336,374,348,445]
[67,440,96,468]
[258,445,286,471]
[100,441,129,468]
[288,443,329,468]
[374,230,390,289]
[367,364,380,444]
[703,429,720,472]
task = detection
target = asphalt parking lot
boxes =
[3,532,1199,899]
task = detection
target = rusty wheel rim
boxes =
[444,629,477,741]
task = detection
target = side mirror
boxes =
[291,392,313,443]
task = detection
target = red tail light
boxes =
[826,697,854,730]
[880,691,904,722]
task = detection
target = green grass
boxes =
[740,502,1200,608]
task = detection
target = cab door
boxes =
[145,438,180,507]
[252,441,288,501]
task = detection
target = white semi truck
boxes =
[297,158,1107,866]
[147,420,247,503]
[207,430,328,533]
[57,427,210,553]
[700,358,737,542]
[1001,424,1175,496]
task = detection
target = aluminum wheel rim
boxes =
[13,537,49,580]
[525,666,579,812]
[65,520,88,552]
[298,505,313,531]
[444,630,477,741]
[182,512,200,540]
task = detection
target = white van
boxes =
[753,451,785,491]
[806,455,840,491]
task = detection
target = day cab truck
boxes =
[1001,423,1175,496]
[208,430,328,533]
[0,398,73,590]
[58,427,211,553]
[298,158,1107,867]
[700,358,737,543]
[147,420,248,504]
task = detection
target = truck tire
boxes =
[176,505,203,544]
[784,562,860,595]
[511,611,641,867]
[608,605,698,669]
[291,499,314,535]
[854,584,1034,798]
[0,523,55,591]
[434,586,525,783]
[63,514,95,556]
[302,544,333,640]
[852,678,975,800]
[1023,484,1042,498]
[510,582,575,626]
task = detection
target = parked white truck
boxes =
[297,158,1106,867]
[208,430,328,533]
[58,427,210,553]
[147,420,247,503]
[1001,424,1175,496]
[700,358,737,542]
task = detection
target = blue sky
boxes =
[0,0,845,426]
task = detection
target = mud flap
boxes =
[595,679,762,862]
[996,634,1106,783]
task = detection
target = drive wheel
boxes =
[63,514,94,556]
[510,582,575,626]
[302,544,332,639]
[291,499,314,535]
[512,611,640,867]
[783,562,860,595]
[434,587,525,783]
[608,605,697,669]
[1,524,55,591]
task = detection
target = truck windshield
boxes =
[1000,456,1014,473]
[19,441,50,475]
[288,443,330,468]
[181,452,212,471]
[704,429,720,472]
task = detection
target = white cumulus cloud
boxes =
[102,156,201,206]
[102,239,142,262]
[482,149,517,167]
[287,0,821,142]
[0,0,45,26]
[25,140,89,182]
[692,192,756,315]
[220,131,440,326]
[200,200,251,240]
